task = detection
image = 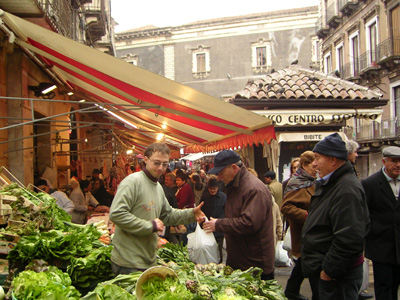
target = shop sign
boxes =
[254,109,382,126]
[277,132,348,143]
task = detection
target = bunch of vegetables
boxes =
[9,264,81,300]
[0,183,71,233]
[7,225,101,264]
[141,275,192,299]
[67,246,114,288]
[157,242,194,267]
[82,272,142,300]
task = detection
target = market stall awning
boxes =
[0,11,274,152]
[179,152,220,161]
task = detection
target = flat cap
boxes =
[382,146,400,158]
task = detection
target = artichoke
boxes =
[247,283,259,294]
[185,280,199,293]
[197,284,213,300]
[224,265,234,276]
[224,287,237,296]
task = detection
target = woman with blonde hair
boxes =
[282,157,300,196]
[281,151,319,300]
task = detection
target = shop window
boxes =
[192,45,210,78]
[251,39,271,73]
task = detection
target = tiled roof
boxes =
[229,66,382,102]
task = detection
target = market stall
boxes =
[0,167,287,300]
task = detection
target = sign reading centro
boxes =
[254,109,382,126]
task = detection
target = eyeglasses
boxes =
[149,159,169,168]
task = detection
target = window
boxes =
[122,54,138,66]
[192,45,210,78]
[389,82,400,137]
[324,52,332,74]
[393,85,400,119]
[336,43,344,76]
[349,31,360,77]
[196,53,206,72]
[311,36,320,68]
[366,17,379,66]
[256,47,267,66]
[251,39,271,73]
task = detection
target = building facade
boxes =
[317,0,400,177]
[115,6,319,100]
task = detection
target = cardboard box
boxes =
[0,240,17,254]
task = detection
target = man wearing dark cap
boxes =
[264,171,283,208]
[200,176,226,263]
[203,149,275,280]
[301,133,370,300]
[361,146,400,300]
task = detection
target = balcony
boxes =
[339,0,359,16]
[344,118,400,142]
[84,0,107,43]
[342,59,360,79]
[316,17,329,39]
[327,2,342,29]
[378,37,400,64]
[0,0,73,38]
[359,50,380,77]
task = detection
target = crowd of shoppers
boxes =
[47,135,398,300]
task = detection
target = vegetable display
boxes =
[1,179,287,300]
[67,246,114,288]
[10,265,81,300]
[7,225,101,264]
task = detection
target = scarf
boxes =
[284,167,316,195]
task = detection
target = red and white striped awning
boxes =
[0,11,275,154]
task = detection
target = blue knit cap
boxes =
[313,133,348,161]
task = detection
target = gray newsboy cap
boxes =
[382,146,400,158]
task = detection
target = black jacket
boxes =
[301,161,370,279]
[362,169,400,264]
[201,189,226,238]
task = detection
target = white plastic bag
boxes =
[283,227,292,252]
[275,240,291,267]
[187,220,219,264]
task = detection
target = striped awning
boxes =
[0,11,275,153]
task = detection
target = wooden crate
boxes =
[0,166,24,188]
[0,194,17,204]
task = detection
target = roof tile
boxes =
[230,65,382,102]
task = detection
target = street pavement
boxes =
[274,265,385,300]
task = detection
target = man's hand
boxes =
[154,218,165,235]
[194,202,205,223]
[203,217,218,233]
[320,270,333,281]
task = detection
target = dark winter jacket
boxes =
[301,161,370,279]
[201,189,226,238]
[362,169,400,264]
[215,166,275,275]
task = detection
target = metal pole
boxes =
[0,124,92,145]
[0,106,97,131]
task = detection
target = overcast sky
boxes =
[111,0,320,32]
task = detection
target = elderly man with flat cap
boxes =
[361,146,400,300]
[203,149,275,280]
[301,133,370,300]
